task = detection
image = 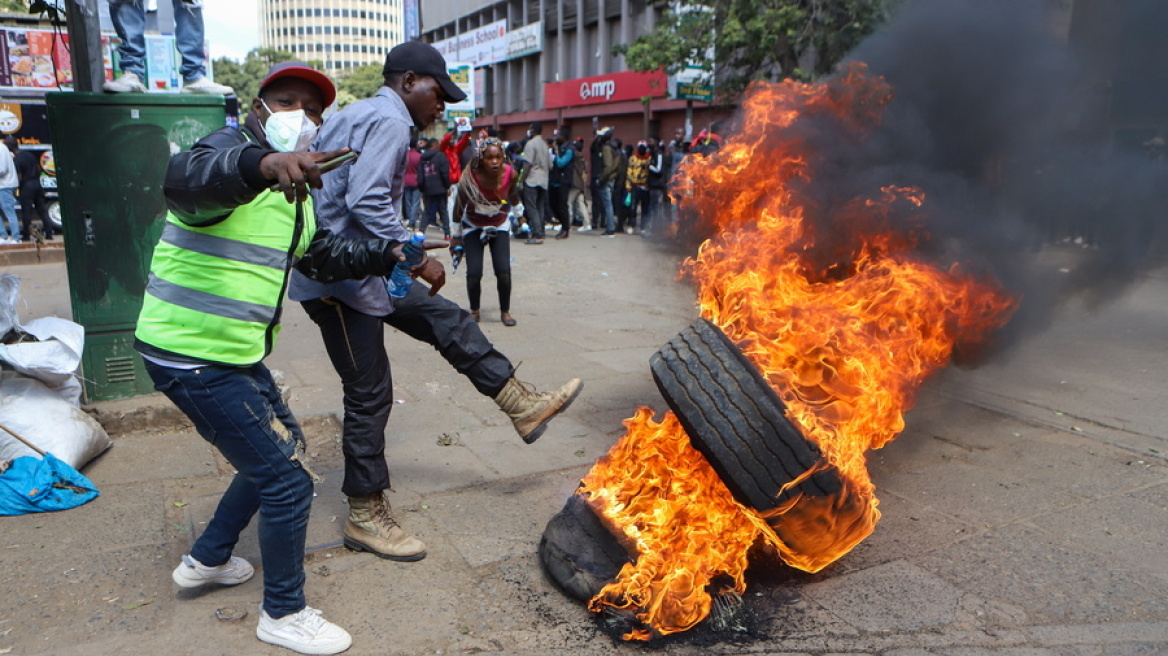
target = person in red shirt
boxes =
[403,138,423,229]
[451,138,522,326]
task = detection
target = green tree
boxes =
[2,0,34,13]
[334,63,384,108]
[617,0,896,100]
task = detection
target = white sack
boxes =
[0,371,111,469]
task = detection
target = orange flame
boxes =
[578,64,1018,640]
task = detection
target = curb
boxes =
[0,242,65,266]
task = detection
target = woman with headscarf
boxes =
[451,138,522,326]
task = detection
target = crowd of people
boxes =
[391,119,723,331]
[402,121,723,245]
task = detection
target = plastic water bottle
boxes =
[386,232,426,299]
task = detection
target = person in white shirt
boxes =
[0,144,18,243]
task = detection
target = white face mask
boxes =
[261,100,318,153]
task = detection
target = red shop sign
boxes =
[544,69,667,109]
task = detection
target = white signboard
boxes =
[505,22,542,60]
[432,19,508,68]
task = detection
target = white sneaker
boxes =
[102,72,146,93]
[577,226,593,233]
[257,606,352,655]
[182,76,235,95]
[172,554,254,588]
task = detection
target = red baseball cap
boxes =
[259,61,337,108]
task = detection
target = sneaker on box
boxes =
[103,72,146,93]
[182,76,235,95]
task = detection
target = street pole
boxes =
[684,99,693,140]
[65,0,105,92]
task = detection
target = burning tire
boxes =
[649,318,840,513]
[538,493,631,601]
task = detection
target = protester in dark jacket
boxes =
[136,61,439,656]
[418,138,452,238]
[613,140,631,233]
[590,127,620,236]
[568,137,591,231]
[549,132,575,239]
[645,138,668,238]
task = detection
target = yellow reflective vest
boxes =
[135,191,315,365]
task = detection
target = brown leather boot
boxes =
[494,376,583,444]
[344,492,426,561]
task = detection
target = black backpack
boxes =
[418,154,446,195]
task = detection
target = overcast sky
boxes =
[203,0,261,62]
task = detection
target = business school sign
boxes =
[544,69,668,109]
[432,19,508,68]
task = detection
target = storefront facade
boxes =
[419,0,734,144]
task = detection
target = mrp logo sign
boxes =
[579,79,616,101]
[545,69,667,109]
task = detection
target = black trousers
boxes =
[420,193,450,237]
[19,184,52,239]
[463,228,512,312]
[549,185,571,230]
[521,185,548,239]
[301,284,514,496]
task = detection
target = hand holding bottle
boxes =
[386,233,448,298]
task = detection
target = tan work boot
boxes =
[344,492,426,561]
[494,376,583,444]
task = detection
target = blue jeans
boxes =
[403,186,421,228]
[598,181,616,233]
[0,188,17,239]
[145,361,311,618]
[108,0,207,82]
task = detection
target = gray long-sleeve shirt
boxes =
[288,87,413,316]
[521,134,551,189]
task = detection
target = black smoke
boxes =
[828,0,1168,349]
[674,0,1168,356]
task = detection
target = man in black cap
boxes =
[289,42,582,564]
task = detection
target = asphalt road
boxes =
[1,232,1166,655]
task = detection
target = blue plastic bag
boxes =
[0,453,99,515]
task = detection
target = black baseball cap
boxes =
[260,61,336,107]
[382,41,468,103]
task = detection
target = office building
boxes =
[420,0,727,144]
[260,0,404,72]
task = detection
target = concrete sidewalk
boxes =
[2,230,1166,655]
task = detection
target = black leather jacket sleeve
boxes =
[294,229,402,283]
[163,127,275,227]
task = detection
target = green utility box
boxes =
[47,93,225,402]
